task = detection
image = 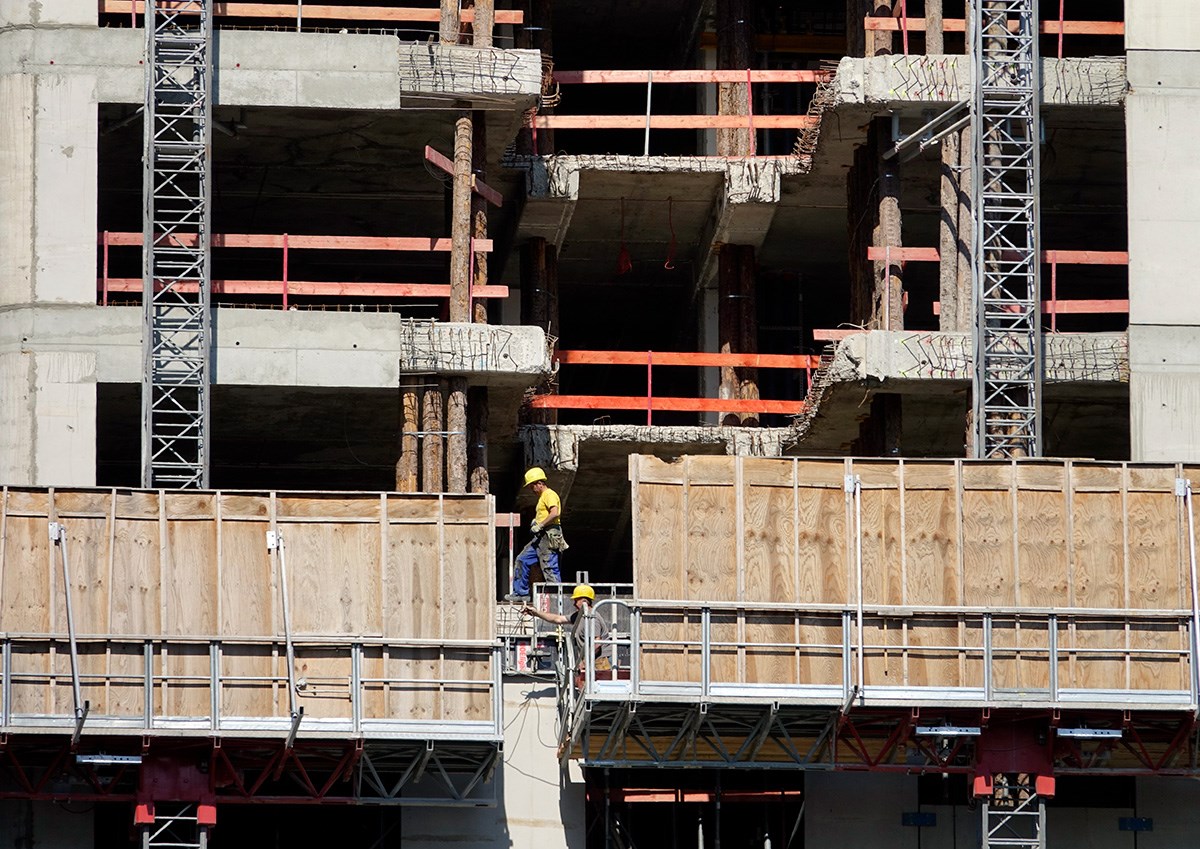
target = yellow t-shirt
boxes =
[535,487,561,528]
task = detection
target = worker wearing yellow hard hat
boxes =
[520,584,609,675]
[506,467,569,602]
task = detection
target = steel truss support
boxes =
[0,736,501,806]
[141,0,213,488]
[970,0,1043,457]
[140,803,210,849]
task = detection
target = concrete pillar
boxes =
[0,72,99,485]
[450,113,473,324]
[468,385,489,493]
[397,376,420,492]
[401,682,585,849]
[1126,1,1200,461]
[873,119,904,331]
[0,0,94,26]
[472,112,490,324]
[938,129,961,331]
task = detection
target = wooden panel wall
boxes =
[631,456,1195,694]
[0,488,495,725]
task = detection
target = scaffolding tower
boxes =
[983,774,1046,849]
[141,0,213,489]
[970,0,1043,458]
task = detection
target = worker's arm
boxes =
[521,605,569,625]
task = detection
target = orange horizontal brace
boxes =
[867,246,940,262]
[865,247,1129,265]
[611,788,805,803]
[101,232,491,252]
[932,299,1128,315]
[557,350,822,368]
[1043,250,1129,265]
[533,115,819,130]
[529,395,804,415]
[101,0,523,23]
[553,70,828,85]
[423,146,504,207]
[863,17,1122,35]
[813,329,862,341]
[101,279,509,298]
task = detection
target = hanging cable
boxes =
[617,197,633,275]
[664,196,676,270]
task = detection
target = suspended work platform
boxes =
[0,488,501,805]
[559,456,1200,774]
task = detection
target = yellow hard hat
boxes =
[524,467,548,487]
[572,584,595,602]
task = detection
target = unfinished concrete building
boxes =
[2,0,1200,845]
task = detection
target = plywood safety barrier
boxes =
[620,456,1200,707]
[0,488,498,738]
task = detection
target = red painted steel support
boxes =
[101,231,110,306]
[646,350,653,426]
[282,232,289,309]
[746,68,755,157]
[900,0,909,55]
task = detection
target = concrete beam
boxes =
[695,159,782,295]
[518,156,579,249]
[0,350,96,486]
[0,28,541,109]
[1,305,552,389]
[833,55,1126,107]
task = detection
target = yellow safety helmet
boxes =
[571,584,595,602]
[524,466,548,487]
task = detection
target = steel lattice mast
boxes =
[141,0,213,489]
[971,0,1043,458]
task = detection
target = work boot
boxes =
[504,593,530,603]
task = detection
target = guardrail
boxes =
[866,246,1129,331]
[537,69,832,157]
[528,350,819,424]
[573,599,1197,711]
[863,12,1124,58]
[98,231,508,308]
[100,0,523,31]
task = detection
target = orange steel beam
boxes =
[863,17,1123,34]
[101,279,509,298]
[424,146,504,207]
[932,299,1128,315]
[553,70,829,84]
[528,395,804,414]
[813,329,862,341]
[609,789,805,803]
[533,115,819,130]
[557,350,822,368]
[101,233,493,252]
[866,247,1129,264]
[100,0,523,23]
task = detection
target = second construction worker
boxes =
[506,467,568,601]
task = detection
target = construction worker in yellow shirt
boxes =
[505,467,568,602]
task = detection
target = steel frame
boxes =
[971,0,1043,458]
[141,0,213,488]
[984,773,1045,849]
[0,735,501,806]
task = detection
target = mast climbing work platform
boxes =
[971,0,1043,458]
[141,0,213,489]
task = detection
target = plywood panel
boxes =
[164,517,218,637]
[1071,490,1124,609]
[386,647,440,720]
[386,523,441,641]
[961,489,1014,606]
[742,467,797,604]
[286,522,380,636]
[110,508,162,637]
[862,617,904,687]
[796,487,848,606]
[1127,489,1180,610]
[293,647,353,720]
[685,484,736,602]
[905,616,963,687]
[1017,490,1070,608]
[2,514,52,633]
[797,617,843,686]
[859,488,902,606]
[903,473,959,607]
[1129,621,1189,691]
[744,612,797,685]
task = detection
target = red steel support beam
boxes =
[866,247,1129,265]
[101,279,509,298]
[932,299,1128,316]
[553,69,829,84]
[556,350,822,368]
[863,17,1123,35]
[533,114,819,130]
[528,395,804,415]
[100,0,523,23]
[101,232,493,252]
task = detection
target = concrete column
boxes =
[439,0,460,43]
[422,380,445,492]
[0,0,95,26]
[873,119,904,331]
[467,385,489,493]
[450,113,473,324]
[0,72,98,485]
[938,129,961,331]
[397,376,420,492]
[925,0,944,54]
[1126,1,1200,461]
[472,112,490,324]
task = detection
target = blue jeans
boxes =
[513,536,560,596]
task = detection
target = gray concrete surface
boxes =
[1,306,551,387]
[834,55,1127,107]
[0,28,541,110]
[0,800,94,848]
[1126,1,1200,461]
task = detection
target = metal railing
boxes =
[571,599,1197,711]
[0,635,503,741]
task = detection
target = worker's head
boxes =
[571,584,595,609]
[524,466,548,492]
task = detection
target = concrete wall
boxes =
[1127,2,1200,461]
[0,800,95,847]
[402,680,585,849]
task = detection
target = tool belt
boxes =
[542,524,569,552]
